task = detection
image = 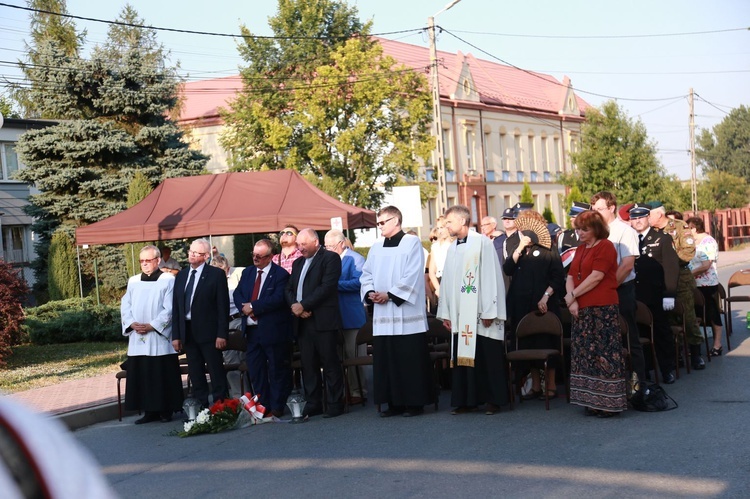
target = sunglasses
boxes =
[253,253,272,259]
[279,230,297,237]
[377,217,395,227]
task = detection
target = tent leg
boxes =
[76,245,84,299]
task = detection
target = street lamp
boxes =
[428,0,463,219]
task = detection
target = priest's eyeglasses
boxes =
[139,257,158,264]
[377,217,395,227]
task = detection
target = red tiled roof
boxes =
[178,37,588,124]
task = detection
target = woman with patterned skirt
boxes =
[564,211,627,417]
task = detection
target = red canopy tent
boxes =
[75,170,377,245]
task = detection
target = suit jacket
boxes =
[172,264,230,344]
[285,246,342,333]
[233,262,292,344]
[337,254,366,330]
[634,229,679,306]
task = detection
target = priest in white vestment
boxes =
[361,206,435,417]
[437,205,508,415]
[121,245,183,424]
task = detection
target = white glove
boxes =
[662,297,675,311]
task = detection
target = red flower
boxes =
[209,400,226,415]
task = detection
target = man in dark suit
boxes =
[172,238,230,407]
[285,228,344,418]
[630,204,679,384]
[234,239,292,418]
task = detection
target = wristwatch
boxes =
[544,291,551,297]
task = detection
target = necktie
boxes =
[184,269,196,313]
[638,234,644,249]
[251,269,263,301]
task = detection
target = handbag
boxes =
[630,382,678,412]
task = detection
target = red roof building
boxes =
[178,36,589,228]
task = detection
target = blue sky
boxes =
[1,0,748,180]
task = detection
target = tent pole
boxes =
[76,245,84,299]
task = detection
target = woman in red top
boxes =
[564,211,626,417]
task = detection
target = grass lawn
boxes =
[0,342,128,393]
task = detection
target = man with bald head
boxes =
[285,228,344,418]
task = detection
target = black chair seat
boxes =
[506,349,559,362]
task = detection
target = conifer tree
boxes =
[16,5,207,295]
[48,230,78,300]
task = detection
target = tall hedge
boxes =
[48,230,78,300]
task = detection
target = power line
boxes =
[0,2,425,40]
[447,26,749,39]
[439,27,687,103]
[694,94,731,116]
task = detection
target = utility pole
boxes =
[689,87,698,212]
[428,16,448,219]
[428,0,463,220]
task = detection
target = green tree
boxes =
[220,1,430,209]
[293,37,432,208]
[696,105,750,183]
[15,0,83,118]
[48,230,78,300]
[542,205,556,224]
[697,170,750,210]
[124,171,154,276]
[0,93,21,118]
[520,180,533,204]
[566,100,667,203]
[16,6,207,294]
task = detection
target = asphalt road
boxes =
[74,262,750,498]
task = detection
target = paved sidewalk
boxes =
[6,246,750,428]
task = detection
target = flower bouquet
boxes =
[179,398,252,437]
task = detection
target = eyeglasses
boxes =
[252,253,272,259]
[324,241,342,250]
[377,217,395,227]
[279,230,297,237]
[188,250,207,256]
[139,257,158,264]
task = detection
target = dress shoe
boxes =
[402,406,424,417]
[302,407,323,417]
[134,412,160,425]
[485,403,500,415]
[159,411,172,423]
[450,406,477,415]
[690,344,706,370]
[662,371,676,384]
[270,409,284,418]
[348,396,364,405]
[379,406,405,418]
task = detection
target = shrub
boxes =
[0,260,29,366]
[22,296,123,345]
[48,230,79,300]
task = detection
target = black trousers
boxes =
[647,302,676,375]
[184,321,228,406]
[297,319,343,412]
[618,281,646,382]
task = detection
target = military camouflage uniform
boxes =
[658,219,703,346]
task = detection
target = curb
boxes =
[56,402,134,431]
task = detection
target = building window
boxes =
[442,127,452,171]
[543,171,551,182]
[545,194,552,213]
[465,126,476,173]
[483,131,491,172]
[502,170,510,182]
[513,134,522,170]
[553,137,560,172]
[1,143,21,181]
[1,226,26,263]
[470,196,479,225]
[425,168,435,182]
[530,171,538,182]
[541,136,549,171]
[486,171,495,182]
[488,195,497,216]
[498,133,506,171]
[516,171,524,182]
[504,195,511,209]
[527,135,535,171]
